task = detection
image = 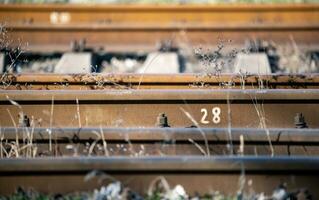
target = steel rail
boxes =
[1,127,319,143]
[0,156,318,172]
[9,23,319,31]
[1,4,318,49]
[0,89,318,128]
[1,89,319,101]
[1,156,319,196]
[3,73,319,83]
[2,74,319,90]
[1,4,318,11]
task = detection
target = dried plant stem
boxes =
[89,131,101,156]
[7,109,19,148]
[99,126,109,156]
[27,117,35,157]
[123,132,136,156]
[137,52,160,90]
[49,96,54,152]
[8,142,19,157]
[180,107,209,156]
[227,93,234,155]
[76,98,81,128]
[188,138,206,155]
[239,134,244,156]
[252,98,274,157]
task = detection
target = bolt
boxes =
[78,38,86,52]
[70,40,78,52]
[18,112,30,127]
[294,113,307,128]
[156,113,170,128]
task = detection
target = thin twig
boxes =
[99,126,109,156]
[76,98,81,128]
[188,138,206,155]
[49,96,54,152]
[180,107,209,156]
[7,109,19,149]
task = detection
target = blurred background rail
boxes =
[1,4,318,51]
[1,3,319,74]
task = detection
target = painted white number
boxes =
[212,107,221,124]
[200,108,209,124]
[200,107,221,124]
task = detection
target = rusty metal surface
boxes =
[1,73,319,196]
[2,74,319,90]
[2,89,319,100]
[1,143,317,157]
[0,156,318,196]
[6,27,319,51]
[2,127,319,143]
[0,4,318,49]
[2,127,319,156]
[1,156,318,172]
[0,89,318,128]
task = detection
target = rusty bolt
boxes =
[70,40,78,52]
[156,113,170,128]
[18,112,30,127]
[294,113,307,128]
[78,38,86,52]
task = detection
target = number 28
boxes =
[201,107,221,124]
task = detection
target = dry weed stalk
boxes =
[188,138,206,155]
[238,71,248,90]
[123,131,137,157]
[238,134,244,156]
[89,130,109,156]
[180,107,209,156]
[137,34,177,89]
[76,98,82,128]
[137,52,160,90]
[226,92,234,155]
[49,96,54,152]
[7,109,19,153]
[99,126,109,157]
[252,97,274,157]
[24,116,35,157]
[0,24,27,89]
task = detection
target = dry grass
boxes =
[180,107,210,156]
[226,92,234,155]
[277,35,317,73]
[252,97,274,157]
[49,96,54,152]
[0,24,27,89]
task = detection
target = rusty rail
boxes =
[0,89,318,128]
[2,127,319,143]
[2,74,319,89]
[1,156,318,172]
[1,127,318,157]
[0,156,318,196]
[0,4,318,51]
[1,74,319,196]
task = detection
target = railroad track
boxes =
[0,4,318,52]
[1,88,319,128]
[0,73,319,197]
[1,127,319,156]
[0,156,319,196]
[2,74,319,90]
